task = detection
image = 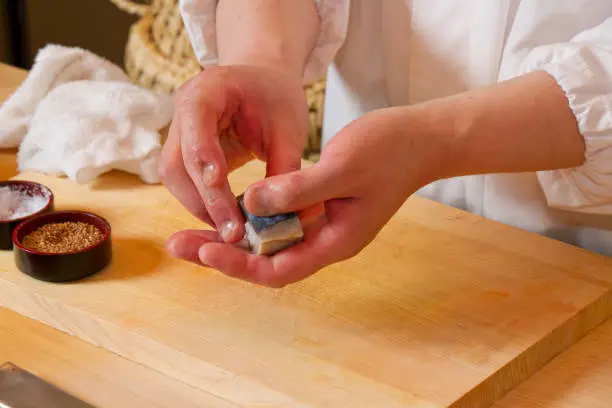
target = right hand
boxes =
[158,65,309,244]
[164,105,444,287]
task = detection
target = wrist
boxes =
[427,72,584,180]
[216,0,318,85]
[386,105,455,187]
[218,51,306,85]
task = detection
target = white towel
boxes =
[0,44,173,184]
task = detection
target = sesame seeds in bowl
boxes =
[12,211,112,282]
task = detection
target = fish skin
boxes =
[236,194,304,255]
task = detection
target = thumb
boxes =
[243,160,347,216]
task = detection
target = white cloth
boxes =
[0,44,173,184]
[180,0,612,257]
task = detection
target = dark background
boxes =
[0,0,138,69]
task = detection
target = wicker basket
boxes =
[111,0,324,160]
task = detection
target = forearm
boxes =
[217,0,320,77]
[416,71,585,180]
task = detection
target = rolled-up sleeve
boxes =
[179,0,350,83]
[517,17,612,214]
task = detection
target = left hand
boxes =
[167,106,444,287]
[158,65,310,243]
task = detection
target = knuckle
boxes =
[185,144,217,173]
[174,67,232,107]
[278,173,306,207]
[273,191,294,211]
[174,76,207,106]
[189,142,209,162]
[203,190,224,209]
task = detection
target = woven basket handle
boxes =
[109,0,152,16]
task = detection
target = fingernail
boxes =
[219,220,238,242]
[203,163,217,187]
[197,245,213,268]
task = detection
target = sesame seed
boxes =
[22,222,104,253]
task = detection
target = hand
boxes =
[165,71,587,287]
[167,106,445,287]
[158,65,309,243]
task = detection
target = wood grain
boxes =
[494,318,612,408]
[0,307,239,408]
[2,62,612,408]
[2,168,612,407]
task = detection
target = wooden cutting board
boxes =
[2,164,612,408]
[494,318,612,408]
[0,307,238,408]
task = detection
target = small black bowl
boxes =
[12,211,112,283]
[0,181,54,250]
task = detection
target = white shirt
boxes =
[180,0,612,257]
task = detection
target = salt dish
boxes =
[0,181,54,250]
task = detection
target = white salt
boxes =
[0,186,49,221]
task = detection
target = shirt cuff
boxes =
[518,42,612,214]
[179,0,350,84]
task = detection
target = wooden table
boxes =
[3,62,612,407]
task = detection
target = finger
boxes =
[169,203,325,273]
[264,116,304,178]
[298,203,326,229]
[197,203,326,286]
[197,243,280,287]
[177,81,245,243]
[220,127,256,172]
[159,118,213,225]
[199,198,363,287]
[265,139,303,179]
[263,198,363,284]
[243,160,350,216]
[166,229,221,264]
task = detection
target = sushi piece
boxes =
[236,194,304,255]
